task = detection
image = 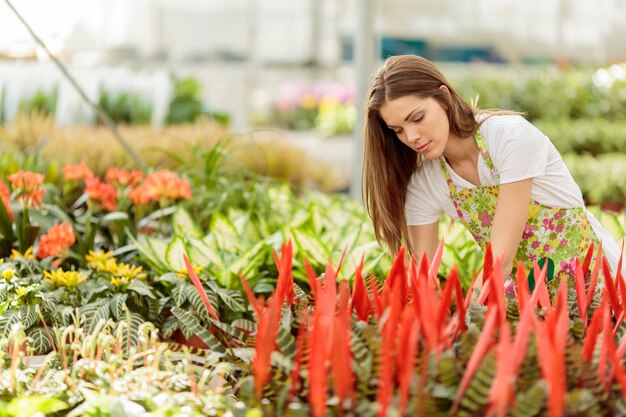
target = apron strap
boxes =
[438,130,500,198]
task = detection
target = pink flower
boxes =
[478,210,492,227]
[522,224,535,239]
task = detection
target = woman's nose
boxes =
[406,127,420,143]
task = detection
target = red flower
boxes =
[37,223,76,259]
[62,162,94,182]
[85,178,118,211]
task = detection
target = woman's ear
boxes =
[439,84,450,94]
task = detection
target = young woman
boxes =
[362,55,620,284]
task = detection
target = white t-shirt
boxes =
[405,114,620,271]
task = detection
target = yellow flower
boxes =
[10,247,35,260]
[299,93,318,109]
[110,277,130,288]
[44,268,87,289]
[2,267,16,282]
[86,250,116,271]
[15,286,29,297]
[318,96,340,112]
[177,264,205,280]
[114,262,147,280]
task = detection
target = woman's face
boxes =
[379,94,451,160]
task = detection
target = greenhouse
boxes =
[0,1,625,416]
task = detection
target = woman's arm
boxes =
[408,222,439,263]
[490,178,533,277]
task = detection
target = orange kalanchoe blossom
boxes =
[85,177,118,211]
[7,169,46,207]
[128,169,191,206]
[62,162,94,182]
[37,222,76,260]
[0,182,13,221]
[106,167,143,188]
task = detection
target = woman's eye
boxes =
[412,116,423,123]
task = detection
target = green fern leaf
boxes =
[436,350,461,388]
[565,331,582,390]
[564,388,604,417]
[456,351,496,417]
[510,380,546,417]
[517,337,542,392]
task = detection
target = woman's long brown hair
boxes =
[362,55,480,255]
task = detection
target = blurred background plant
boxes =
[254,81,356,136]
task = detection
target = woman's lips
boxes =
[417,141,431,153]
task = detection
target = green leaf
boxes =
[291,228,329,267]
[165,236,187,272]
[173,207,203,238]
[127,233,168,273]
[171,306,226,353]
[225,232,281,288]
[127,279,155,299]
[109,293,129,320]
[207,317,248,343]
[206,281,246,312]
[19,305,39,329]
[26,326,52,355]
[187,237,225,269]
[101,211,130,223]
[231,319,257,334]
[171,283,188,307]
[0,309,21,339]
[79,300,110,333]
[7,395,67,416]
[115,311,147,353]
[210,213,240,253]
[161,315,179,339]
[184,284,219,322]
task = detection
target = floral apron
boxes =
[439,131,599,290]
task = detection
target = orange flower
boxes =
[63,162,94,182]
[85,178,118,211]
[37,222,76,259]
[106,167,143,188]
[128,169,191,206]
[7,170,46,208]
[0,182,13,221]
[7,170,44,191]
